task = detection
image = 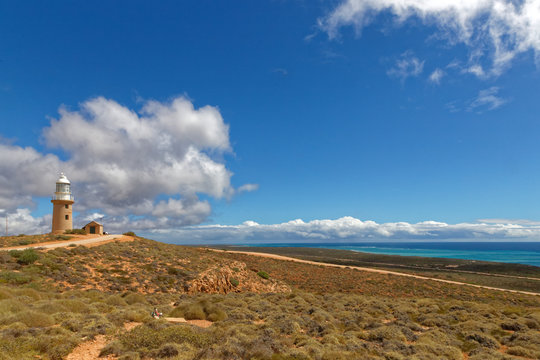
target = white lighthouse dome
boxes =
[56,172,71,184]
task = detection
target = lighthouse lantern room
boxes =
[51,173,74,234]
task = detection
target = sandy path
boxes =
[2,234,125,251]
[211,249,540,297]
[164,317,213,327]
[65,335,113,360]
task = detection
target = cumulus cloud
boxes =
[0,95,256,233]
[147,216,540,244]
[429,68,445,84]
[1,209,51,236]
[468,86,508,111]
[319,0,540,76]
[387,51,425,81]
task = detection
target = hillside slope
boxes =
[0,238,539,360]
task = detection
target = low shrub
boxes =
[33,334,79,360]
[17,249,39,265]
[124,293,148,305]
[207,308,227,322]
[171,299,228,322]
[230,278,239,287]
[8,250,22,258]
[15,310,55,327]
[507,346,536,358]
[100,340,124,357]
[257,271,270,279]
[123,232,136,237]
[183,304,206,320]
[119,323,211,350]
[0,271,32,284]
[0,287,13,300]
[155,343,180,358]
[118,352,141,360]
[64,229,86,235]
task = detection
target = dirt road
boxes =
[212,249,540,297]
[3,234,124,251]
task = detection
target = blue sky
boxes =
[2,1,540,242]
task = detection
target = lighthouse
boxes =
[51,173,74,234]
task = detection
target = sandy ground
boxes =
[65,335,113,360]
[164,317,213,327]
[2,234,132,251]
[211,249,540,297]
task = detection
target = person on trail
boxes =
[151,307,162,319]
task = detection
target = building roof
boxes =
[56,172,71,184]
[83,221,103,227]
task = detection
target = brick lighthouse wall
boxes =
[51,200,74,234]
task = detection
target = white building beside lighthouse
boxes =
[51,173,74,234]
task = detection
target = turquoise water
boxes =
[252,242,540,267]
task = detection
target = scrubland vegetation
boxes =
[0,234,73,248]
[219,246,540,293]
[0,238,539,359]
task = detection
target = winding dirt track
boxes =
[211,249,540,297]
[2,234,125,251]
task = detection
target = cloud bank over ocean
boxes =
[147,216,540,244]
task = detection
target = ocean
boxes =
[242,242,540,267]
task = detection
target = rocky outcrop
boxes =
[187,261,290,294]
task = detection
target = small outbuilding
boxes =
[83,221,104,235]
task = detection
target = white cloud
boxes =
[319,0,540,76]
[147,216,540,243]
[0,95,257,233]
[387,51,424,81]
[237,183,259,193]
[2,209,51,236]
[468,86,508,111]
[429,68,445,84]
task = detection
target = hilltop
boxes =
[0,236,539,359]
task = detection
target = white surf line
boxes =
[1,234,122,251]
[211,249,540,297]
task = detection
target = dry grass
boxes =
[0,238,539,359]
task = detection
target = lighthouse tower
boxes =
[51,173,74,234]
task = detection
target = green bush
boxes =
[257,271,270,279]
[119,323,211,350]
[64,229,86,235]
[124,293,148,305]
[207,308,227,322]
[0,287,13,300]
[230,278,239,287]
[507,346,536,358]
[100,340,125,357]
[13,310,55,327]
[17,249,39,265]
[183,304,206,320]
[154,343,180,358]
[8,250,22,258]
[123,232,136,237]
[0,271,32,284]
